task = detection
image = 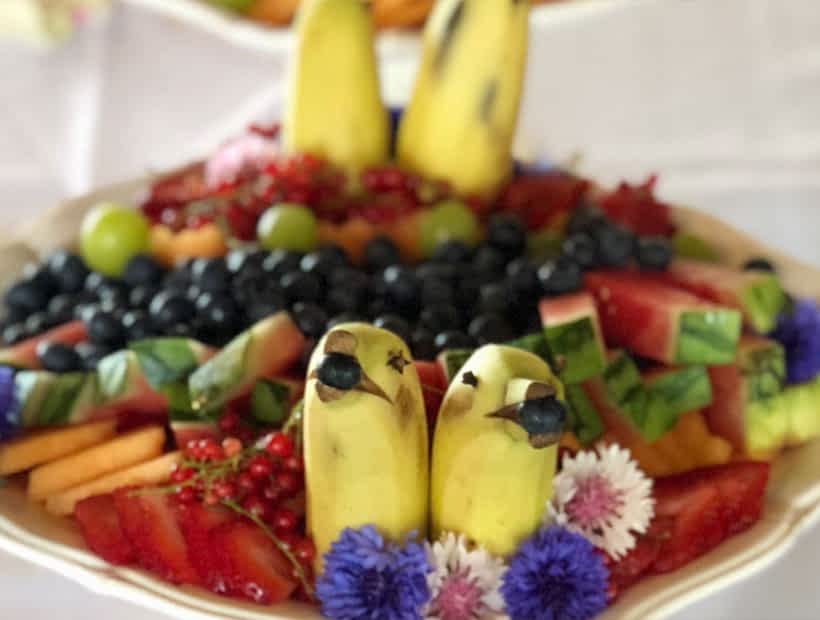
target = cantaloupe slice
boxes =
[0,420,117,476]
[45,451,182,516]
[27,426,166,501]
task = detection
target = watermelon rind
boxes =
[675,309,742,365]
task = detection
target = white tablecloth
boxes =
[1,1,819,619]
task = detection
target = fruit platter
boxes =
[2,1,820,619]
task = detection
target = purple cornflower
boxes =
[771,299,820,384]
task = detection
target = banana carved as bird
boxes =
[303,323,429,572]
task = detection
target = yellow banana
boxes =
[283,0,389,175]
[397,0,530,198]
[303,323,429,571]
[431,344,565,556]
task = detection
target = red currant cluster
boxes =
[172,431,315,569]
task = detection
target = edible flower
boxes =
[0,366,19,440]
[501,526,609,620]
[316,525,431,620]
[547,444,653,559]
[204,131,278,189]
[424,532,506,620]
[771,298,820,384]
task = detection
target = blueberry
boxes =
[47,251,89,294]
[431,240,473,264]
[326,287,364,315]
[1,305,26,325]
[594,224,634,268]
[5,279,50,314]
[165,323,194,338]
[455,275,483,309]
[84,272,108,295]
[262,250,303,279]
[478,282,510,316]
[122,254,164,287]
[506,258,542,303]
[122,310,154,341]
[281,270,323,304]
[245,300,286,325]
[518,396,567,438]
[363,236,400,273]
[87,310,126,348]
[24,312,51,337]
[292,302,329,339]
[97,280,128,306]
[383,266,421,313]
[421,279,455,307]
[75,342,112,371]
[468,313,515,345]
[36,341,82,373]
[301,247,348,283]
[416,262,458,283]
[2,323,25,345]
[366,298,389,320]
[226,249,266,275]
[315,244,349,267]
[636,237,673,271]
[327,312,365,330]
[47,294,77,324]
[566,204,607,236]
[329,268,370,299]
[486,214,527,259]
[233,273,285,310]
[162,269,192,293]
[195,294,241,342]
[410,327,437,360]
[191,257,231,293]
[316,352,362,390]
[561,232,597,270]
[74,302,101,323]
[538,258,583,296]
[373,314,411,343]
[419,305,461,332]
[149,291,195,329]
[22,263,59,297]
[473,245,507,277]
[743,257,775,273]
[433,330,476,352]
[129,285,159,309]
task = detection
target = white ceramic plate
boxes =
[121,0,623,57]
[1,176,820,620]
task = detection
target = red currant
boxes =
[275,471,301,497]
[263,482,283,502]
[203,442,225,462]
[248,455,273,480]
[293,538,316,565]
[282,456,304,474]
[177,486,197,504]
[266,432,294,459]
[221,437,243,458]
[270,508,297,532]
[218,410,241,433]
[242,495,270,521]
[237,471,258,493]
[170,466,195,483]
[212,480,237,500]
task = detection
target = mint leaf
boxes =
[130,339,199,390]
[250,380,290,426]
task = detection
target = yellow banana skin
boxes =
[283,0,389,175]
[304,323,429,572]
[431,344,563,556]
[397,0,530,198]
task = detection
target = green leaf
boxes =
[129,339,200,390]
[163,382,196,420]
[97,351,130,399]
[250,380,290,426]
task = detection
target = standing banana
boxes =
[303,323,429,571]
[431,344,566,556]
[397,0,530,199]
[283,0,389,175]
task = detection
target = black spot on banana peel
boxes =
[434,0,465,74]
[387,350,411,374]
[462,371,479,387]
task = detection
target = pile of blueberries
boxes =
[0,206,673,372]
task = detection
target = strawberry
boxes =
[607,520,663,596]
[74,494,135,565]
[649,462,769,574]
[113,488,200,585]
[210,520,298,605]
[598,176,674,237]
[414,360,447,432]
[177,503,236,593]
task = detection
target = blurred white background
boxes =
[1,0,819,619]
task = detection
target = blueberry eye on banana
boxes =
[488,381,567,448]
[309,330,390,403]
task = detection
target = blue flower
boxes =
[771,299,820,384]
[0,366,19,441]
[501,526,609,620]
[316,525,432,620]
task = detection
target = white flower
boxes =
[547,443,654,560]
[424,533,508,620]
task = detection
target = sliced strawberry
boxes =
[74,494,135,565]
[607,534,662,596]
[210,520,298,604]
[414,360,447,432]
[113,488,200,584]
[598,176,674,237]
[177,503,236,592]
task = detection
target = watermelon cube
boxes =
[640,365,713,442]
[564,384,605,445]
[662,259,787,334]
[540,292,607,384]
[585,271,742,365]
[16,371,97,428]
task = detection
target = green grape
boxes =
[257,203,318,253]
[80,203,151,277]
[418,199,479,257]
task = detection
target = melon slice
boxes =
[188,312,305,417]
[540,291,607,384]
[585,271,742,365]
[16,371,98,428]
[662,259,787,334]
